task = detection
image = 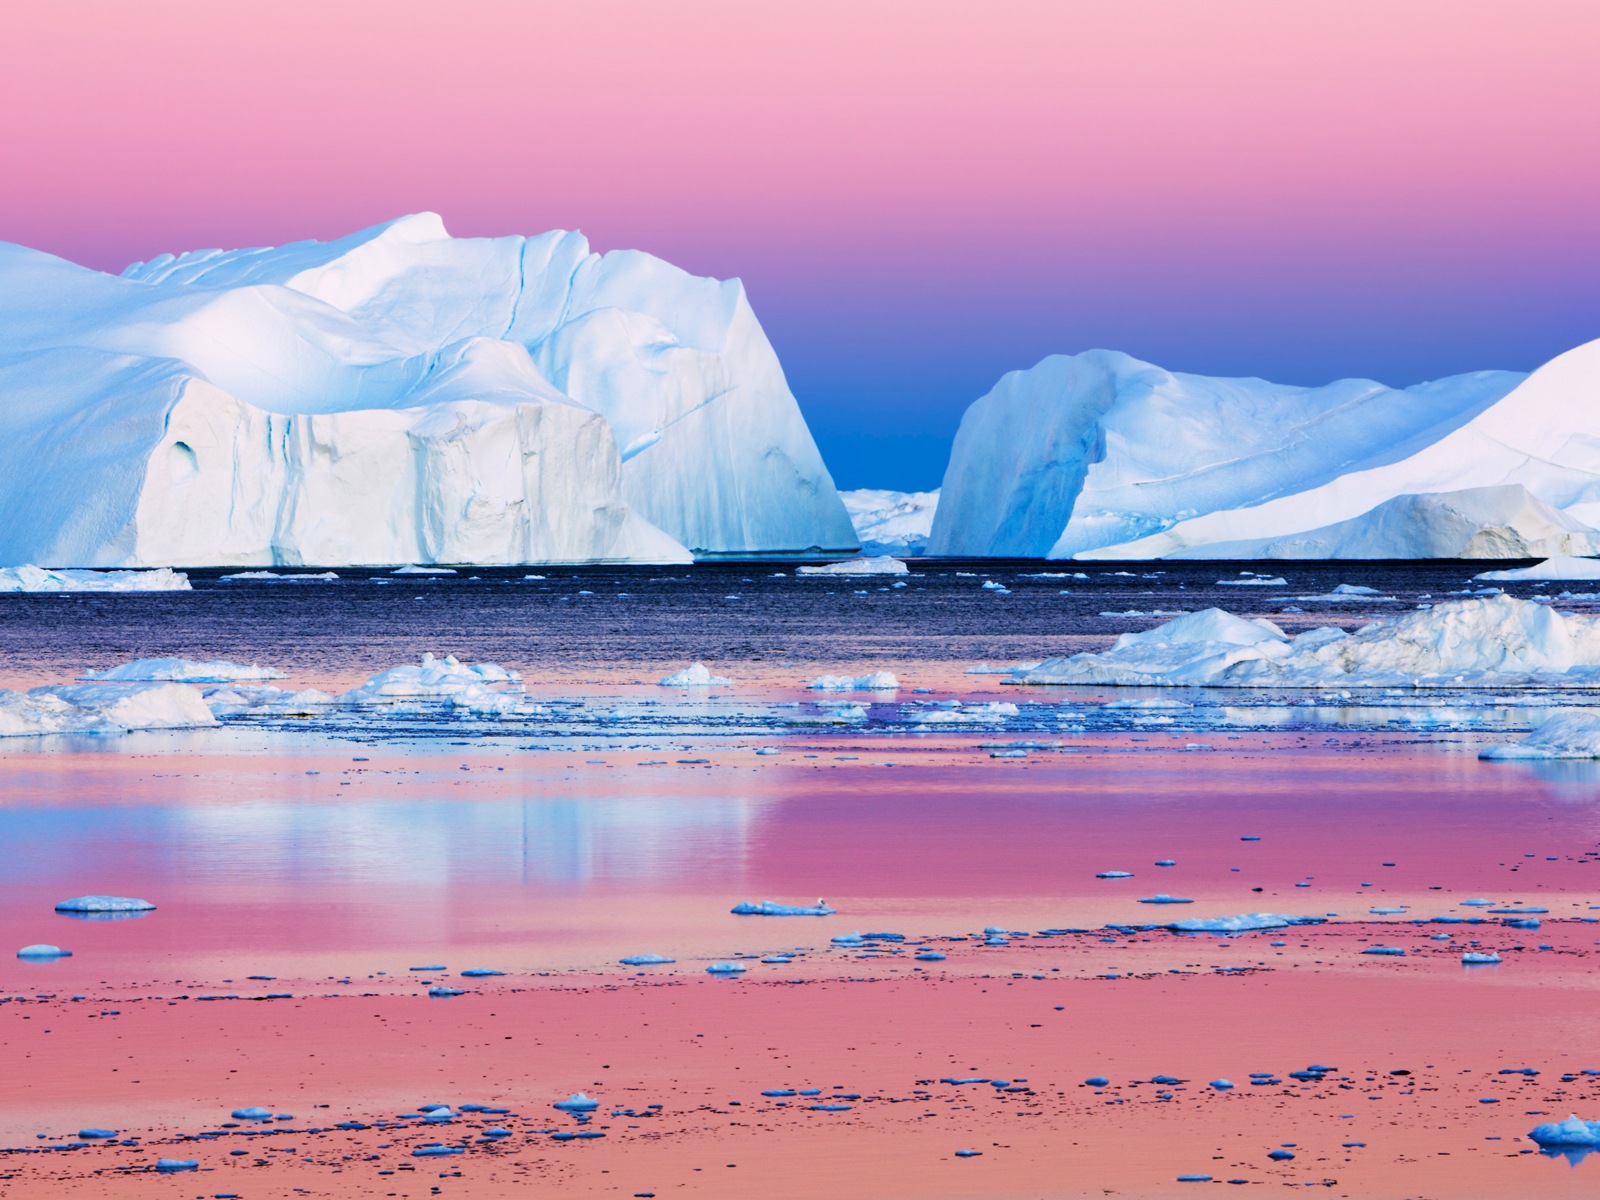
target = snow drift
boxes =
[929,342,1600,559]
[0,214,855,567]
[1012,595,1600,688]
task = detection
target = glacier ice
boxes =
[0,565,189,592]
[838,489,939,555]
[1476,555,1600,581]
[1013,595,1600,688]
[0,214,854,567]
[929,342,1600,559]
[1479,712,1600,759]
[82,657,285,683]
[0,681,217,737]
[795,555,909,576]
[658,663,733,687]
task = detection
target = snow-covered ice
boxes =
[658,663,732,687]
[0,682,217,737]
[809,671,899,691]
[82,657,285,683]
[0,214,854,567]
[1013,596,1600,688]
[795,556,910,576]
[0,565,189,592]
[1476,556,1600,581]
[839,488,938,555]
[929,342,1600,560]
[1479,712,1600,759]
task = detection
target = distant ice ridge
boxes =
[1012,595,1600,688]
[1480,712,1600,760]
[0,565,189,592]
[838,489,939,555]
[929,341,1600,559]
[795,555,909,576]
[0,213,854,567]
[82,657,285,683]
[0,682,216,737]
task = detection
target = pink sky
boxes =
[3,0,1598,486]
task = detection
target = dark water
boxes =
[0,559,1547,682]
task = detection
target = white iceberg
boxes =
[0,213,854,567]
[1479,712,1600,759]
[809,671,899,691]
[82,657,285,683]
[929,341,1600,560]
[1530,1116,1600,1147]
[55,895,155,913]
[839,489,939,556]
[340,654,522,704]
[796,555,910,576]
[1013,595,1600,689]
[1476,555,1600,581]
[0,682,217,737]
[658,663,732,687]
[0,565,189,592]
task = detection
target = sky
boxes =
[2,0,1597,490]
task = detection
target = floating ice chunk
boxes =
[413,1144,466,1156]
[1096,870,1134,879]
[340,653,522,704]
[221,570,339,581]
[705,961,746,974]
[1216,576,1288,586]
[1369,907,1408,915]
[1481,712,1600,760]
[967,662,1042,674]
[954,1149,982,1157]
[1530,1115,1600,1147]
[156,1158,199,1171]
[1463,952,1502,965]
[982,580,1010,592]
[55,895,155,913]
[0,565,190,593]
[796,556,909,576]
[915,951,947,961]
[393,565,458,575]
[1085,1076,1110,1087]
[428,986,465,997]
[82,657,285,683]
[78,1127,117,1138]
[831,931,865,944]
[619,954,676,965]
[809,671,899,691]
[202,684,339,716]
[16,944,70,959]
[1478,556,1600,582]
[1362,945,1406,956]
[1334,583,1381,595]
[1103,697,1192,710]
[913,701,1020,724]
[1167,913,1304,933]
[231,1107,273,1120]
[658,663,733,687]
[459,968,504,977]
[1210,1079,1234,1090]
[0,682,217,738]
[1461,898,1495,906]
[731,900,835,916]
[1139,894,1194,904]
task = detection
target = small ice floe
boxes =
[17,944,70,959]
[340,654,522,705]
[914,701,1020,725]
[231,1106,274,1120]
[459,968,504,977]
[1369,907,1408,915]
[1167,913,1306,933]
[391,565,457,575]
[831,932,865,945]
[1461,898,1495,907]
[553,1092,600,1112]
[1103,697,1192,710]
[1085,1076,1110,1087]
[155,1158,199,1172]
[1478,557,1600,582]
[413,1144,465,1156]
[1362,946,1406,956]
[82,657,286,683]
[1096,870,1134,879]
[990,749,1027,758]
[1,682,217,738]
[1216,575,1288,587]
[220,570,340,581]
[761,955,793,963]
[982,580,1010,592]
[705,962,746,974]
[1210,1079,1234,1090]
[731,899,835,916]
[619,954,675,966]
[1139,894,1194,905]
[1155,859,1177,867]
[967,662,1041,674]
[0,565,190,593]
[201,684,337,717]
[809,671,899,691]
[1530,1115,1600,1146]
[1481,712,1600,760]
[954,1149,983,1157]
[658,663,733,687]
[78,1127,117,1138]
[915,951,947,961]
[796,556,909,577]
[55,895,155,914]
[1463,952,1502,965]
[428,986,465,997]
[1177,1174,1214,1182]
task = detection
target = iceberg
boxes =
[929,342,1600,560]
[838,488,939,555]
[658,663,732,687]
[1166,913,1306,933]
[1480,712,1600,759]
[1530,1116,1600,1147]
[809,671,900,691]
[1476,555,1600,581]
[1013,595,1600,689]
[795,555,910,576]
[55,895,155,913]
[731,900,836,916]
[82,657,285,683]
[340,654,521,704]
[0,681,217,737]
[16,944,71,959]
[0,214,854,567]
[0,565,189,592]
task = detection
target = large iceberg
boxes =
[929,342,1600,559]
[0,682,217,737]
[839,488,939,555]
[1012,595,1600,688]
[0,214,854,567]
